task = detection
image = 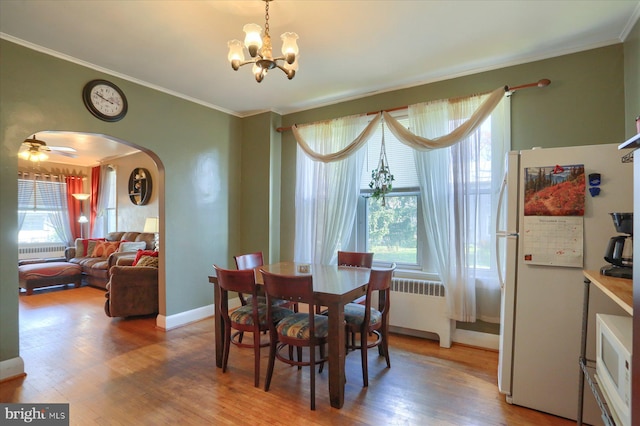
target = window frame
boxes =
[356,188,430,271]
[17,178,68,245]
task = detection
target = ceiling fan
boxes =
[19,135,77,162]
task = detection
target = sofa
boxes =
[104,252,159,317]
[65,231,156,289]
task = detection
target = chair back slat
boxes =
[337,251,374,268]
[213,265,257,295]
[259,270,314,305]
[234,252,264,270]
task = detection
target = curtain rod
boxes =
[275,78,551,133]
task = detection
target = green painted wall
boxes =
[279,44,627,261]
[239,112,280,263]
[0,39,242,363]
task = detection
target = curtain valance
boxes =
[292,113,381,163]
[291,86,506,162]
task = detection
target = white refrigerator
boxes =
[496,143,633,424]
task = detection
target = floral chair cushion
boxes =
[343,303,383,327]
[276,313,329,339]
[230,304,293,326]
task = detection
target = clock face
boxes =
[82,80,128,122]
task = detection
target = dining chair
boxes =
[337,250,374,329]
[343,262,396,387]
[337,250,374,268]
[235,250,297,308]
[213,264,293,387]
[260,269,328,410]
[233,251,264,306]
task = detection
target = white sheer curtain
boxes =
[294,114,369,264]
[41,173,73,244]
[290,86,508,320]
[17,175,34,229]
[410,94,509,322]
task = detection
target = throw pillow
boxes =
[91,241,121,257]
[76,238,105,257]
[132,249,158,266]
[135,255,159,268]
[118,241,147,253]
[86,240,101,257]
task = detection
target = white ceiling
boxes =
[2,0,640,166]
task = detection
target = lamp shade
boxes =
[72,193,91,201]
[143,217,159,233]
[78,215,88,224]
[280,32,299,57]
[243,23,262,56]
[227,39,245,62]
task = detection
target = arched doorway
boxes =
[17,130,165,316]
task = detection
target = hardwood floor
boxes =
[1,285,573,425]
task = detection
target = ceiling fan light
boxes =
[35,151,48,162]
[243,23,263,57]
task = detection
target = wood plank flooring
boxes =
[1,285,574,425]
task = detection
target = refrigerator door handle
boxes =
[495,171,508,289]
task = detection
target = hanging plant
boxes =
[369,121,394,206]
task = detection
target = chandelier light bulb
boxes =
[243,23,263,57]
[281,32,299,61]
[227,39,245,67]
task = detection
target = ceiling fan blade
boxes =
[48,146,77,153]
[50,151,78,159]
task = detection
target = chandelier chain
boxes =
[264,0,270,36]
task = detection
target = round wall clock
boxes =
[82,79,128,122]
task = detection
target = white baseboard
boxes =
[0,356,25,382]
[156,304,214,330]
[155,299,241,331]
[452,328,499,350]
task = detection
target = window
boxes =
[354,115,434,272]
[363,191,421,264]
[18,178,67,244]
[353,112,501,277]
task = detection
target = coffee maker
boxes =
[600,212,633,279]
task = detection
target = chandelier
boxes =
[227,0,299,82]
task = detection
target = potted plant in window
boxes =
[369,122,394,206]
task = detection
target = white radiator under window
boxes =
[389,277,452,348]
[18,244,66,260]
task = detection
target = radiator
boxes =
[18,244,66,260]
[389,277,453,348]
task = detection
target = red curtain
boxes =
[90,166,100,237]
[66,176,84,240]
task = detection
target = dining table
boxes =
[208,261,371,409]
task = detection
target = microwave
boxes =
[595,313,632,426]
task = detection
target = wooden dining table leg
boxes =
[213,281,224,368]
[326,300,346,409]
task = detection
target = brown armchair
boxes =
[104,263,159,318]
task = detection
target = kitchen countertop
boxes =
[583,269,632,315]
